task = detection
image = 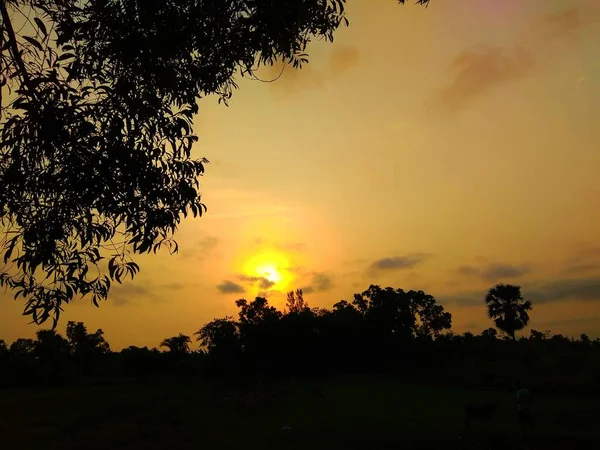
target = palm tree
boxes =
[160,334,191,354]
[484,284,532,340]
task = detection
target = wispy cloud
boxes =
[369,253,432,273]
[303,272,334,294]
[329,46,360,77]
[529,277,600,304]
[561,246,600,275]
[179,236,220,260]
[481,264,531,281]
[216,281,245,294]
[239,275,276,290]
[456,263,531,282]
[263,45,361,98]
[110,284,160,307]
[561,263,600,275]
[442,276,600,308]
[436,5,600,112]
[159,282,186,291]
[456,265,481,277]
[437,45,534,113]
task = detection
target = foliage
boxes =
[8,337,36,357]
[352,285,452,340]
[34,328,70,358]
[485,284,532,339]
[1,282,600,396]
[195,316,240,354]
[285,288,308,313]
[0,0,430,326]
[160,333,191,354]
[66,320,110,354]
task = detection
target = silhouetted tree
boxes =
[285,289,309,313]
[66,321,110,376]
[234,297,283,374]
[353,285,451,341]
[0,0,430,326]
[160,334,191,355]
[484,284,532,340]
[236,297,282,327]
[580,334,591,346]
[530,329,550,341]
[481,328,498,339]
[32,329,70,382]
[353,285,416,342]
[9,338,36,357]
[34,329,69,359]
[411,290,452,338]
[119,346,164,379]
[196,317,240,356]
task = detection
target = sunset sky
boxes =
[2,0,600,349]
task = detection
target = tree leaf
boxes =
[23,35,44,52]
[34,18,47,37]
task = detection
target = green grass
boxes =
[1,375,598,449]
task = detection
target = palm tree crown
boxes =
[484,284,532,339]
[160,334,191,354]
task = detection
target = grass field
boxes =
[1,375,598,450]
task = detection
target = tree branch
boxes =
[0,0,35,96]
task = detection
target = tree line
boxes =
[1,282,599,394]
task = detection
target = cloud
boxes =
[329,46,360,76]
[110,284,155,307]
[540,8,581,37]
[217,281,245,294]
[442,276,600,308]
[262,45,360,98]
[532,7,599,44]
[481,264,531,281]
[439,290,485,308]
[436,5,600,112]
[239,275,276,290]
[369,253,431,273]
[284,266,306,275]
[303,272,334,294]
[561,263,600,275]
[528,277,600,304]
[456,263,531,281]
[180,236,219,260]
[263,61,324,97]
[437,45,534,113]
[456,265,480,277]
[258,278,275,289]
[561,247,600,275]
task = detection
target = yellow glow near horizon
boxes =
[258,265,282,284]
[242,249,291,291]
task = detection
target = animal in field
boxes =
[464,402,498,430]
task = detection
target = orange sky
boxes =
[2,0,600,349]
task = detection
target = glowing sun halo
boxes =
[259,265,282,284]
[242,250,290,290]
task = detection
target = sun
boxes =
[258,264,282,284]
[242,249,290,290]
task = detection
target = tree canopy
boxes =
[484,283,533,340]
[0,0,430,326]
